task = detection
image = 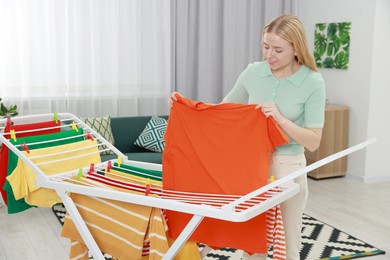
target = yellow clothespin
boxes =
[10,130,16,142]
[77,169,83,180]
[71,122,79,132]
[53,112,59,124]
[117,156,122,167]
[269,175,275,183]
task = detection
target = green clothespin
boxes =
[77,169,83,180]
[53,112,58,124]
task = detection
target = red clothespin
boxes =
[6,117,11,127]
[89,163,95,174]
[21,142,30,153]
[145,178,151,196]
[86,132,94,141]
[106,160,112,173]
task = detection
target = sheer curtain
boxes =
[0,0,171,118]
[172,0,297,103]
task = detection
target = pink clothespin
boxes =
[21,142,30,153]
[106,161,112,172]
[145,178,151,196]
[86,132,94,141]
[89,163,95,174]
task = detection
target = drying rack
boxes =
[0,113,376,260]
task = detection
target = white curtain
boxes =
[0,0,171,117]
[172,0,297,103]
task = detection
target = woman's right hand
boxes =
[168,92,181,108]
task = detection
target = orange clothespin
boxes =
[71,122,79,132]
[89,163,95,174]
[145,178,151,196]
[117,156,122,167]
[10,130,16,142]
[77,169,83,180]
[21,142,30,153]
[86,132,94,141]
[106,160,112,173]
[53,112,59,124]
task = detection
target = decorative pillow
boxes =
[81,115,115,155]
[134,116,167,152]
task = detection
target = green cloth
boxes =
[113,162,162,181]
[223,61,326,155]
[3,128,84,214]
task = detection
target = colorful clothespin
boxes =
[53,112,59,124]
[269,175,275,183]
[6,117,11,127]
[117,156,122,167]
[77,169,83,180]
[71,122,79,132]
[86,132,94,141]
[10,129,16,142]
[89,163,95,174]
[106,160,112,173]
[21,142,30,153]
[145,178,151,196]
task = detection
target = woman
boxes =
[170,15,325,260]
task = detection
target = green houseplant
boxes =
[0,98,18,117]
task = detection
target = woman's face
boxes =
[263,32,297,76]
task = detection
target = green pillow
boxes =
[134,116,167,152]
[81,115,115,155]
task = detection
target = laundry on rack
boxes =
[6,138,101,208]
[163,95,289,254]
[61,175,170,260]
[3,128,85,213]
[0,119,61,205]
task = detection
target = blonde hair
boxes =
[262,15,317,72]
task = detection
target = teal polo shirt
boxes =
[223,61,326,155]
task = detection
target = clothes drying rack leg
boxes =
[56,189,105,260]
[163,215,204,260]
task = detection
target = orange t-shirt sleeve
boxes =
[266,117,289,152]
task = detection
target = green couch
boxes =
[100,115,168,164]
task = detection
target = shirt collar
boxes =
[259,62,309,87]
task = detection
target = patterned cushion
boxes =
[134,116,167,152]
[81,115,115,155]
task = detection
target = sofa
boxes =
[99,115,168,164]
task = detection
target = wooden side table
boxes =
[305,104,349,179]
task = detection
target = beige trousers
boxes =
[242,153,307,260]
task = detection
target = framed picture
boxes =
[314,22,351,69]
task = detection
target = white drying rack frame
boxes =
[0,113,376,260]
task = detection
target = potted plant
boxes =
[0,98,18,117]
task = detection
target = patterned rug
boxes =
[52,204,385,260]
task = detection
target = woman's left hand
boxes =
[255,102,286,125]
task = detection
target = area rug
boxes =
[52,204,385,260]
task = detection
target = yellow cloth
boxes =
[62,177,169,260]
[7,139,101,207]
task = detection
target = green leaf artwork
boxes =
[314,22,351,69]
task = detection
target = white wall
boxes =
[365,0,390,183]
[298,0,390,183]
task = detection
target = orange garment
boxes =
[163,95,289,254]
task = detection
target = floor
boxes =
[0,176,389,260]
